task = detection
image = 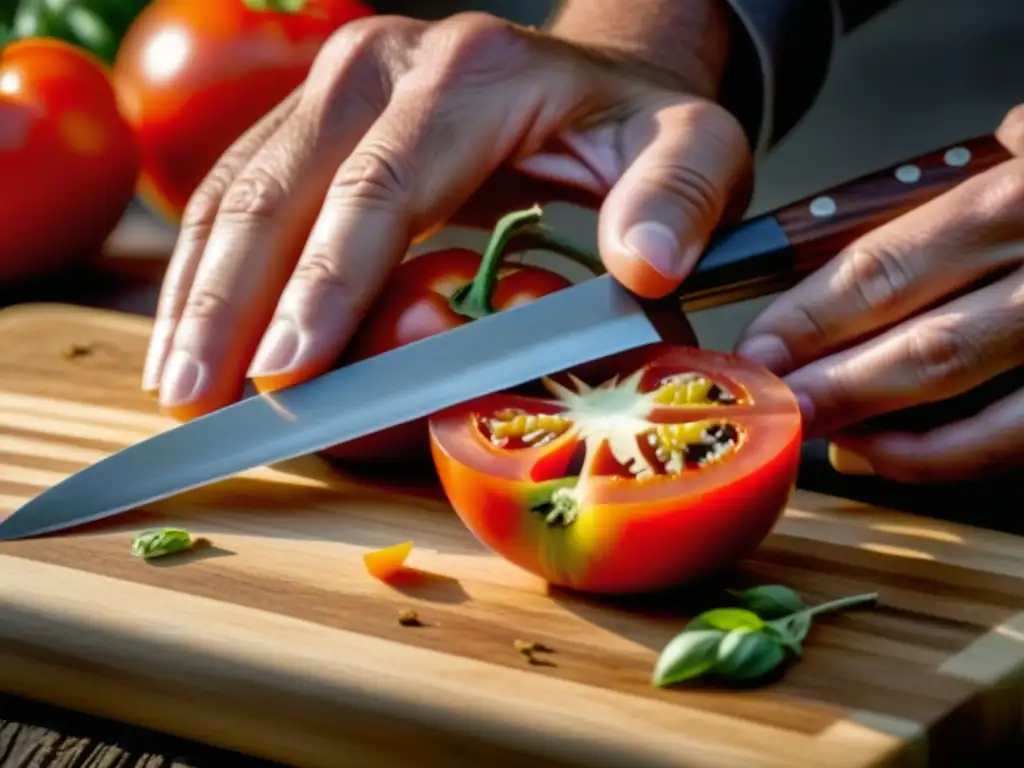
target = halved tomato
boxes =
[428,343,802,594]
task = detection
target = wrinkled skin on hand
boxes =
[736,104,1024,484]
[142,10,751,423]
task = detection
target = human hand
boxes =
[734,105,1024,483]
[141,9,752,419]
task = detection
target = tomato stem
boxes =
[449,205,545,320]
[241,0,309,13]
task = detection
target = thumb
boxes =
[599,99,752,298]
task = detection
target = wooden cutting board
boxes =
[2,303,1024,768]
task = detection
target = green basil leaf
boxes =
[687,607,764,633]
[727,584,806,619]
[713,628,786,682]
[132,528,194,559]
[770,610,813,644]
[652,629,725,687]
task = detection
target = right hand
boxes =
[142,11,752,419]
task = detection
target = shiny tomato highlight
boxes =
[0,38,139,284]
[112,0,374,221]
[428,344,802,594]
[252,248,575,463]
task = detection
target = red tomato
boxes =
[112,0,374,222]
[0,38,139,284]
[428,343,802,594]
[252,248,575,462]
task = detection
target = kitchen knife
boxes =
[0,134,1010,541]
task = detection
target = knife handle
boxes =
[776,134,1010,263]
[679,134,1013,311]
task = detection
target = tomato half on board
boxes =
[428,343,802,594]
[0,38,139,284]
[112,0,374,222]
[253,246,575,463]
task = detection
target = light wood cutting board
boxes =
[2,303,1024,768]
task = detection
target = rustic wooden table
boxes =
[1,208,1021,768]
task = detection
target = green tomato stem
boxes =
[241,0,309,14]
[448,205,545,320]
[805,592,878,618]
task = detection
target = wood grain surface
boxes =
[2,303,1024,768]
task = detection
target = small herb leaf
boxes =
[652,629,725,687]
[687,607,764,633]
[771,610,813,645]
[727,584,806,619]
[131,528,193,559]
[714,628,786,682]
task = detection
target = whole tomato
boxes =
[251,209,580,464]
[111,0,374,222]
[0,38,139,284]
[255,249,575,463]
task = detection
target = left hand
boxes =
[733,105,1024,484]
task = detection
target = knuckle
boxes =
[654,163,722,227]
[329,145,412,210]
[997,104,1024,154]
[218,165,288,221]
[905,321,981,390]
[317,15,391,64]
[289,252,360,308]
[840,245,915,316]
[181,288,235,325]
[423,12,530,83]
[976,162,1024,218]
[181,163,235,231]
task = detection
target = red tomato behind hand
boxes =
[112,0,374,221]
[0,38,139,284]
[428,343,802,594]
[252,248,575,463]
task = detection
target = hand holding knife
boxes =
[0,134,1011,541]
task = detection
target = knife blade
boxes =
[0,134,1009,540]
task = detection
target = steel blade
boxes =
[0,273,659,540]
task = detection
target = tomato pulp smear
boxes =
[428,344,802,595]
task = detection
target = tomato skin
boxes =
[0,38,139,284]
[112,0,374,221]
[428,344,803,595]
[251,248,575,463]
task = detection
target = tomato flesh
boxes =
[1,39,139,283]
[363,540,413,581]
[428,343,802,594]
[253,248,575,463]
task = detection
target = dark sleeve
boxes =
[718,0,902,156]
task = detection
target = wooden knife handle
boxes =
[774,134,1011,274]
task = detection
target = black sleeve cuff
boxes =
[718,0,842,156]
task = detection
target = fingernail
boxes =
[248,319,304,377]
[828,443,875,476]
[735,335,791,374]
[141,318,173,392]
[160,350,208,407]
[623,222,684,279]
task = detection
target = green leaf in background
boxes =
[727,584,806,620]
[713,628,786,682]
[132,527,194,559]
[652,629,725,687]
[7,0,152,63]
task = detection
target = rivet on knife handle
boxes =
[680,134,1013,311]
